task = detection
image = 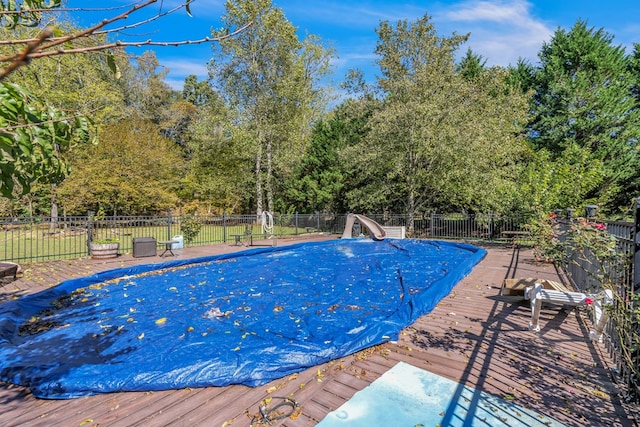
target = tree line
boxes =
[1,1,639,228]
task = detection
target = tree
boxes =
[57,119,184,215]
[123,52,175,123]
[528,20,640,212]
[2,23,127,125]
[287,97,377,213]
[181,88,254,214]
[343,14,529,230]
[0,0,250,201]
[1,23,129,218]
[182,75,217,107]
[631,43,640,101]
[210,0,332,216]
[456,48,487,80]
[617,43,640,213]
[0,82,89,197]
[158,100,198,151]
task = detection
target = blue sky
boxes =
[67,1,640,89]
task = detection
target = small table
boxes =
[158,240,179,257]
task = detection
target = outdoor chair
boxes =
[524,282,613,342]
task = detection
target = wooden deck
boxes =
[0,236,638,426]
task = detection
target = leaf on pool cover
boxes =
[155,318,167,325]
[592,389,608,398]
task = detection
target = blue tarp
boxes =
[0,239,486,399]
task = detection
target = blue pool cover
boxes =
[0,239,485,399]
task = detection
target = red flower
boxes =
[584,297,593,305]
[593,223,606,230]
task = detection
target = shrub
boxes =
[180,216,202,244]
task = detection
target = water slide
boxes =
[342,214,387,240]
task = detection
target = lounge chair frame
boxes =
[525,282,613,342]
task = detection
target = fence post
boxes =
[87,211,94,256]
[295,212,299,235]
[430,213,435,238]
[316,211,320,232]
[634,197,640,292]
[489,212,494,239]
[223,212,227,243]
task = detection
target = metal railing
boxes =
[0,213,337,263]
[561,218,639,399]
[0,212,529,263]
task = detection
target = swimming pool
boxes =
[0,238,485,399]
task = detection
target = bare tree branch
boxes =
[0,28,52,80]
[0,0,252,80]
[92,1,187,37]
[31,0,160,55]
[5,22,251,64]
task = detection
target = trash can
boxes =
[133,237,156,258]
[172,235,184,249]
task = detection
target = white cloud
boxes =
[163,59,208,75]
[157,0,561,88]
[285,0,555,72]
[165,77,187,91]
[160,58,210,86]
[281,1,424,31]
[445,0,532,25]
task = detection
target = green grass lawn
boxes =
[0,223,299,263]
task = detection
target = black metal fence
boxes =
[0,212,335,263]
[561,217,639,399]
[0,212,529,263]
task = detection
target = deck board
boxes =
[0,236,637,426]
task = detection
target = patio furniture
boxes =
[525,282,613,342]
[0,262,19,287]
[230,223,277,247]
[133,237,156,258]
[159,240,179,257]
